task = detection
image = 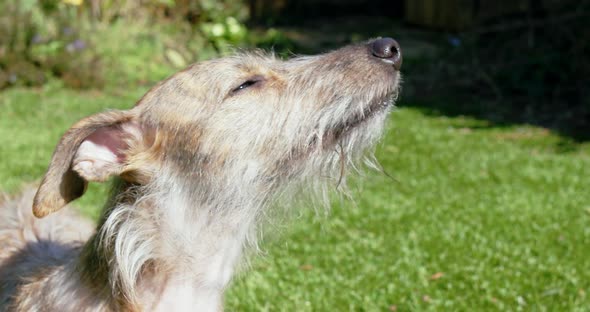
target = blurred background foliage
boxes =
[0,0,254,89]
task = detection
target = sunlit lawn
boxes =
[1,28,589,310]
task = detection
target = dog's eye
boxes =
[231,79,261,94]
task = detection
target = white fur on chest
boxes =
[150,278,221,312]
[142,184,253,312]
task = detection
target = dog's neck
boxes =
[78,172,264,311]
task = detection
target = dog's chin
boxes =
[288,90,396,166]
[322,93,394,148]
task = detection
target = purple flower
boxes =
[66,39,86,52]
[31,34,43,44]
[62,27,74,36]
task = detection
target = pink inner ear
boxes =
[84,126,129,162]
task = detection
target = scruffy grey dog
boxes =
[0,38,402,311]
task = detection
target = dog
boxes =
[0,37,402,311]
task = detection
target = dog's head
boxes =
[33,38,402,217]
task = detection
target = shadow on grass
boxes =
[400,94,589,145]
[259,15,589,145]
[398,98,585,154]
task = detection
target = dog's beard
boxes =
[324,94,395,147]
[280,93,393,200]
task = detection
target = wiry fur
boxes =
[0,39,401,311]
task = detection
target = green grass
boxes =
[225,111,590,311]
[1,29,590,311]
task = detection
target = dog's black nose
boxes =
[370,37,402,70]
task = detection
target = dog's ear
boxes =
[33,110,143,218]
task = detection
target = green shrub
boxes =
[0,0,255,90]
[0,0,104,89]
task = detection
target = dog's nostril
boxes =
[371,37,402,70]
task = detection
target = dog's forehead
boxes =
[134,53,283,124]
[194,53,280,78]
